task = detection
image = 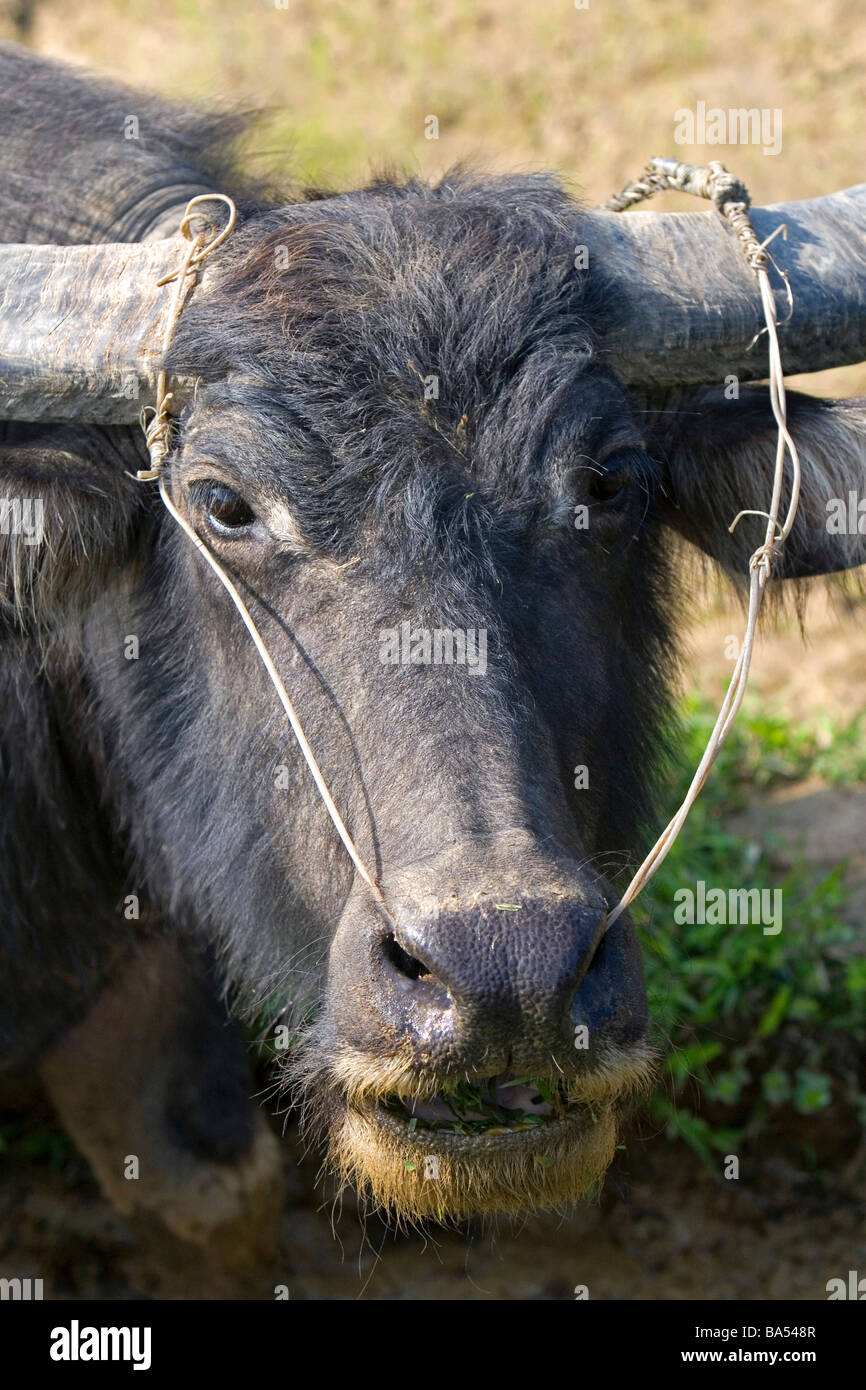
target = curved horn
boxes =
[0,237,192,423]
[584,184,866,386]
[4,185,865,419]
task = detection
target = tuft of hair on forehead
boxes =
[166,169,612,592]
[170,167,596,391]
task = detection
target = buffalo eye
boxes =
[587,455,631,503]
[199,482,256,535]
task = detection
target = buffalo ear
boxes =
[0,425,143,626]
[646,385,866,580]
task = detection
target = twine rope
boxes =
[601,159,801,925]
[137,195,396,930]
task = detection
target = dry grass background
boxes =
[12,0,864,197]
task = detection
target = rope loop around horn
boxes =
[136,193,237,482]
[600,159,802,927]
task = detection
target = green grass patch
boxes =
[637,694,866,1168]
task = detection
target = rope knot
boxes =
[749,542,776,580]
[135,194,237,482]
[704,160,751,212]
[137,399,175,483]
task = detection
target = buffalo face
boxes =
[148,314,665,1215]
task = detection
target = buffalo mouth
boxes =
[378,1074,583,1141]
[317,1054,655,1222]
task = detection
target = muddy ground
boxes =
[1,590,864,1300]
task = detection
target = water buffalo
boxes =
[1,44,865,1235]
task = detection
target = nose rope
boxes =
[600,159,801,925]
[136,195,397,932]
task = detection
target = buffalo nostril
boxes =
[383,934,430,982]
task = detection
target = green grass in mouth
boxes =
[383,1075,570,1135]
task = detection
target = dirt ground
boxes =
[2,1113,864,1301]
[2,592,864,1301]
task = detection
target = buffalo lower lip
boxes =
[367,1097,596,1154]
